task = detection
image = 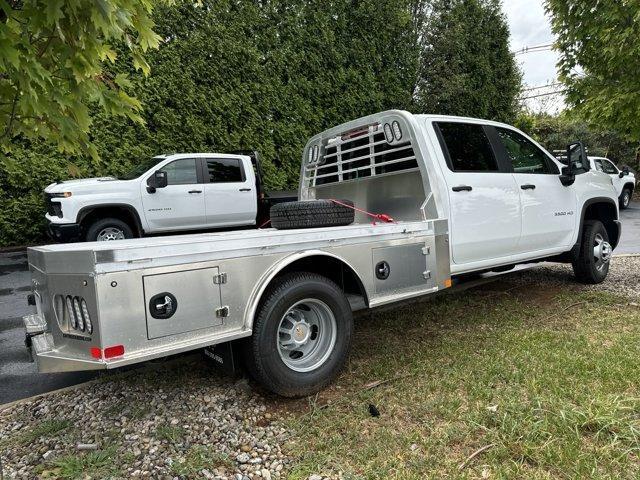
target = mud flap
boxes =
[204,341,242,377]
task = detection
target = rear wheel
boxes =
[85,218,134,242]
[572,220,611,284]
[620,188,632,210]
[244,272,353,397]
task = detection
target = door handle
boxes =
[188,190,202,194]
[239,188,251,192]
[452,185,472,192]
[520,184,536,190]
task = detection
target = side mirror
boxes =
[561,141,588,187]
[146,170,168,193]
[620,166,630,177]
[559,166,575,186]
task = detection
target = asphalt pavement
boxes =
[1,202,639,405]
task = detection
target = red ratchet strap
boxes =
[330,199,395,225]
[259,218,271,228]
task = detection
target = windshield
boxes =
[118,157,165,180]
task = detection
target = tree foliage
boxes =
[0,0,162,159]
[545,0,640,140]
[0,0,522,246]
[414,0,521,121]
[516,110,638,171]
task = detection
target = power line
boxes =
[521,82,562,92]
[512,42,554,56]
[520,89,566,100]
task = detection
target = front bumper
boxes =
[23,314,104,372]
[47,221,82,243]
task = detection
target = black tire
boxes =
[244,272,353,397]
[572,220,611,284]
[619,188,632,210]
[85,218,134,242]
[270,199,354,230]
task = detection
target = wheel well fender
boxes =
[577,197,620,249]
[243,251,369,331]
[77,204,143,236]
[622,182,635,194]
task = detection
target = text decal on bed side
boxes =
[554,211,574,217]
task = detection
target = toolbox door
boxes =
[143,267,223,339]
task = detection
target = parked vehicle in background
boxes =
[24,110,621,397]
[44,152,296,242]
[589,156,636,209]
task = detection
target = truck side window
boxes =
[594,159,604,172]
[600,159,618,174]
[496,127,557,174]
[161,159,198,185]
[435,122,499,172]
[206,158,245,183]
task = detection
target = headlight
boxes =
[73,297,85,331]
[81,299,93,334]
[49,192,72,198]
[66,295,77,329]
[392,121,402,140]
[383,123,394,143]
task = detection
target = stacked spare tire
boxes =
[270,199,355,230]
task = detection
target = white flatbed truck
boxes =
[23,110,621,396]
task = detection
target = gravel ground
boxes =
[1,257,637,479]
[0,358,298,480]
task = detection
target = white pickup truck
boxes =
[588,156,636,209]
[24,111,621,397]
[44,151,296,242]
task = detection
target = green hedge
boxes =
[0,0,521,246]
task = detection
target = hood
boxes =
[44,177,122,193]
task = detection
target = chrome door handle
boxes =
[452,185,472,192]
[188,190,202,194]
[239,188,251,192]
[520,184,536,190]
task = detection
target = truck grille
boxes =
[305,124,418,187]
[44,193,63,217]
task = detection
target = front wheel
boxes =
[572,220,612,284]
[85,218,134,242]
[620,188,632,210]
[244,272,353,397]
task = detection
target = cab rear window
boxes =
[435,122,499,172]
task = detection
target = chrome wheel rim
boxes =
[623,192,630,207]
[277,298,337,372]
[593,233,612,271]
[96,227,125,241]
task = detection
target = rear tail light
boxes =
[81,299,93,334]
[104,345,125,359]
[73,297,85,331]
[57,294,93,334]
[384,123,394,143]
[65,296,78,329]
[90,345,125,360]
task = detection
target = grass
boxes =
[1,419,72,448]
[156,423,185,442]
[171,445,234,476]
[283,281,640,479]
[37,446,120,479]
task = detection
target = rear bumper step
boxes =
[23,314,105,373]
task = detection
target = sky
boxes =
[501,0,564,112]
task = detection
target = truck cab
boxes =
[44,153,292,242]
[588,156,636,209]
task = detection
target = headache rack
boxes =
[304,123,418,187]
